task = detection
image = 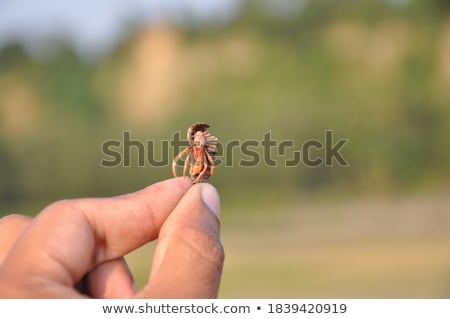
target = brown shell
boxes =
[188,122,218,155]
[187,122,210,142]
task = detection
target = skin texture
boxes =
[0,177,224,298]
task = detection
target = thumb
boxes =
[138,183,224,298]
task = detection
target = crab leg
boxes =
[172,147,190,178]
[205,151,215,176]
[192,153,209,184]
[183,154,190,177]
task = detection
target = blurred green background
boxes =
[1,0,450,297]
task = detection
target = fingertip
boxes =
[0,214,32,229]
[199,183,221,220]
[172,176,193,186]
[142,177,192,195]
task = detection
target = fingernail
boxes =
[201,183,221,219]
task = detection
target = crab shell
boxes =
[187,122,210,141]
[188,122,218,155]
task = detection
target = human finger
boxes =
[0,214,32,264]
[85,257,136,298]
[138,183,223,298]
[0,178,192,296]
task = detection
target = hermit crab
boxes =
[172,122,218,184]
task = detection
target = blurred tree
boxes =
[0,145,23,213]
[0,43,30,71]
[38,47,104,122]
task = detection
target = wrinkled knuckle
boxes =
[182,225,225,267]
[202,233,225,267]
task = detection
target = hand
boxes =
[0,178,223,298]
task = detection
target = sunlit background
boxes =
[1,0,450,297]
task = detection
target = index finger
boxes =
[0,177,192,290]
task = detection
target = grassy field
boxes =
[126,193,450,298]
